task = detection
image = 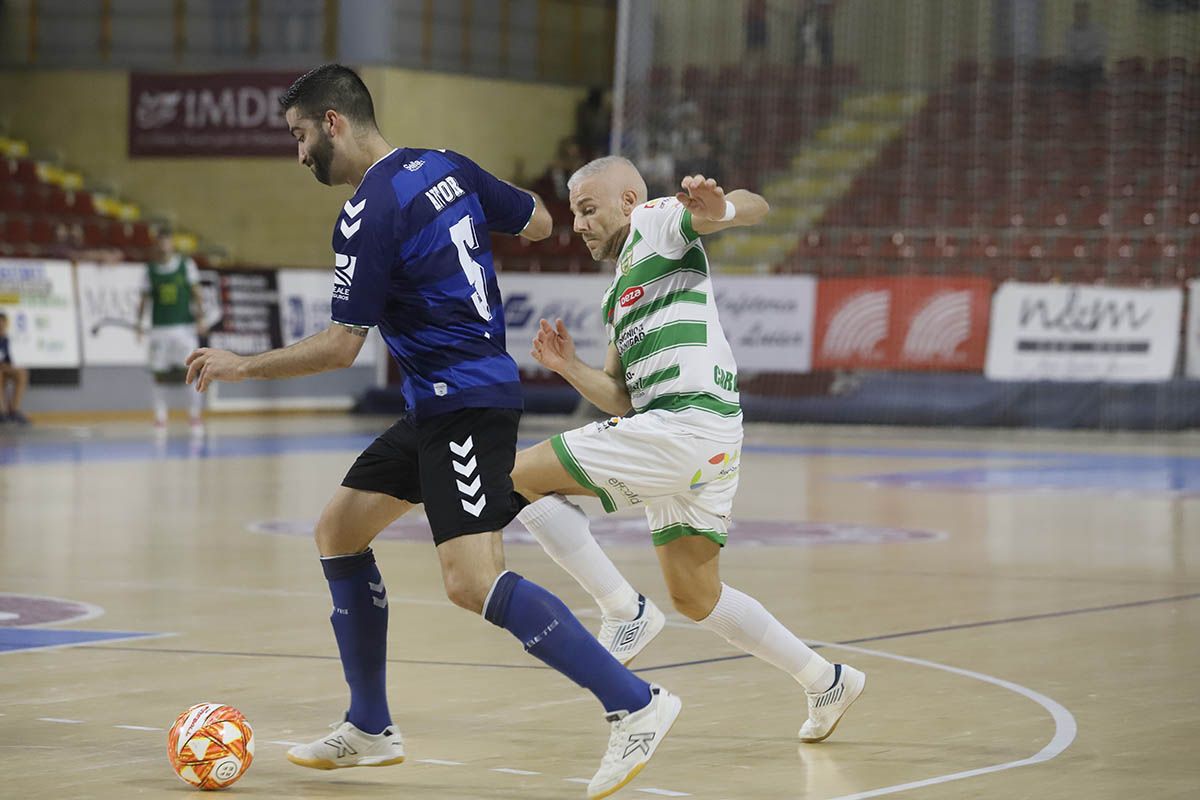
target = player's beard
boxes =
[598,223,630,262]
[308,130,335,186]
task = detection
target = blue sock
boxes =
[484,571,652,714]
[322,549,391,734]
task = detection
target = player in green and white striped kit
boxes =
[136,229,208,434]
[512,157,865,744]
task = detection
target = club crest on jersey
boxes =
[618,247,634,275]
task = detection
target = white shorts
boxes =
[551,409,743,547]
[148,325,199,374]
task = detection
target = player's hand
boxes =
[531,318,576,373]
[675,174,727,221]
[185,347,245,392]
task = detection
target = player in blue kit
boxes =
[185,65,679,799]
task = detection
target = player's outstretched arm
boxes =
[185,323,367,392]
[519,187,554,241]
[531,319,632,416]
[675,174,769,236]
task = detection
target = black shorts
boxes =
[341,407,526,545]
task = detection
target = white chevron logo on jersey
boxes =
[340,218,361,239]
[343,198,366,218]
[449,437,486,516]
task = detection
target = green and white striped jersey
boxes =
[601,197,741,424]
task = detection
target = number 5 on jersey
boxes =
[448,214,493,322]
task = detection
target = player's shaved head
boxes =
[567,156,647,204]
[567,156,648,263]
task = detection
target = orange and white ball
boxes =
[167,703,255,790]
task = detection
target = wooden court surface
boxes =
[2,415,1198,799]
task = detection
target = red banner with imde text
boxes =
[129,71,300,157]
[813,276,993,371]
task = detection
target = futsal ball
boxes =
[167,703,255,790]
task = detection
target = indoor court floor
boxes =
[2,414,1198,799]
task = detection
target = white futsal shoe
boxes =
[286,720,406,769]
[588,684,682,800]
[598,594,666,666]
[798,664,866,743]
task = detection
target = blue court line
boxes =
[0,628,161,654]
[1,429,1195,468]
[85,590,1200,673]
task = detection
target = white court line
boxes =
[564,777,591,784]
[491,767,541,775]
[636,789,691,797]
[0,592,106,626]
[418,759,465,766]
[114,725,162,731]
[813,640,1078,800]
[37,718,85,724]
[0,631,175,657]
[266,740,302,747]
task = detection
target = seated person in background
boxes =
[1062,1,1106,93]
[0,312,30,426]
[532,136,585,202]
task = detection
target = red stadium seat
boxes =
[4,216,31,244]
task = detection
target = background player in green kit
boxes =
[511,157,866,745]
[136,228,208,434]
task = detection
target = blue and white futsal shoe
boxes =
[798,664,866,743]
[597,594,666,666]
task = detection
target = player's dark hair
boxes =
[279,64,377,128]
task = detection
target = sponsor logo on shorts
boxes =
[607,476,642,505]
[690,450,741,489]
[592,416,622,433]
[619,286,645,308]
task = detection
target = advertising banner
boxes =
[710,274,816,371]
[129,71,298,157]
[277,268,379,367]
[204,269,283,355]
[497,274,612,368]
[76,262,148,366]
[0,259,81,368]
[985,282,1183,382]
[813,276,992,371]
[1187,280,1200,379]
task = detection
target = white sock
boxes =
[151,384,167,424]
[516,495,641,620]
[699,583,836,693]
[188,383,204,421]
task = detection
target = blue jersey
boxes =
[0,335,10,365]
[330,148,535,421]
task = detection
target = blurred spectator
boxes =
[641,135,677,199]
[575,87,611,159]
[0,311,29,426]
[268,0,319,55]
[135,229,208,435]
[45,221,121,263]
[745,0,769,62]
[1061,1,1106,93]
[212,0,244,56]
[795,0,833,68]
[532,136,585,202]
